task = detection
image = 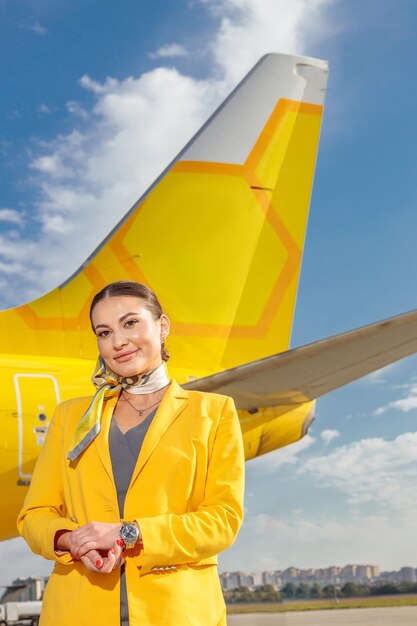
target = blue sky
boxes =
[2,0,417,584]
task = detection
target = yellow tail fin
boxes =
[0,54,328,383]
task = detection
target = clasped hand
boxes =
[57,522,124,574]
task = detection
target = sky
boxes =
[2,0,417,586]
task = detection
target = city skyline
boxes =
[220,563,417,591]
[219,562,416,576]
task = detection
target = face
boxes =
[91,295,170,378]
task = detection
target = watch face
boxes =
[122,524,138,542]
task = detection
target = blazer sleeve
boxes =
[135,395,245,566]
[17,402,79,564]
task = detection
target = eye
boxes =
[124,318,139,328]
[97,329,110,338]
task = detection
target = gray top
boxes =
[109,409,157,626]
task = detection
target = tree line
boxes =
[224,581,417,603]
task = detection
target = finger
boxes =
[80,555,101,573]
[84,549,103,566]
[111,542,125,569]
[99,548,117,574]
[74,540,99,556]
[84,550,108,572]
[71,531,118,554]
[116,550,126,568]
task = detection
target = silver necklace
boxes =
[122,391,161,417]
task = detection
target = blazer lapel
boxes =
[130,379,189,484]
[94,393,118,480]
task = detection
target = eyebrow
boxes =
[94,312,140,331]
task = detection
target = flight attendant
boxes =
[18,280,245,626]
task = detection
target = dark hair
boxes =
[90,281,169,362]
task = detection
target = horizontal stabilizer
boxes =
[184,308,417,410]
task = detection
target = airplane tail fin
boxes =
[0,54,328,382]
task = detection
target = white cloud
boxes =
[0,69,219,303]
[0,209,23,225]
[249,434,315,473]
[79,74,118,94]
[0,233,46,302]
[299,431,417,514]
[30,154,68,177]
[34,68,218,235]
[223,425,417,572]
[320,429,340,444]
[38,103,52,114]
[374,382,417,415]
[0,260,25,274]
[220,511,415,572]
[66,100,89,120]
[206,0,333,88]
[148,43,188,59]
[30,22,48,36]
[0,233,35,262]
[0,0,334,307]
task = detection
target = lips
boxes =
[114,350,138,362]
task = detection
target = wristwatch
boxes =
[120,521,140,549]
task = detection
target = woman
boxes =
[17,281,245,626]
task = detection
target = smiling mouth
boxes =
[114,350,138,362]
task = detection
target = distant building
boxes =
[0,577,46,603]
[219,572,240,591]
[282,567,299,583]
[298,568,315,583]
[380,570,400,582]
[261,571,276,585]
[260,571,281,589]
[400,567,416,583]
[240,573,256,588]
[356,565,372,582]
[327,566,341,582]
[341,564,358,582]
[273,570,283,588]
[313,567,341,584]
[219,571,258,591]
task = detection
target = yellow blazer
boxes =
[17,380,245,626]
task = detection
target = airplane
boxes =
[2,53,417,544]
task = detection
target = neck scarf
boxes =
[67,357,169,461]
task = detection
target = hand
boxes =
[80,541,126,574]
[69,522,122,557]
